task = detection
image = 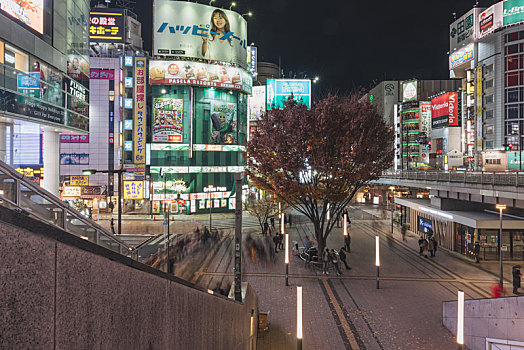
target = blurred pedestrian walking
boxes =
[331,249,342,275]
[513,265,522,295]
[322,248,330,275]
[339,247,351,270]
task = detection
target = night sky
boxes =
[97,0,494,93]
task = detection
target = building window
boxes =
[485,94,494,104]
[485,64,494,75]
[485,79,494,89]
[485,140,494,149]
[486,158,501,165]
[506,32,520,43]
[485,110,494,119]
[485,125,494,135]
[507,88,519,102]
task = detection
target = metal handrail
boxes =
[380,170,524,187]
[0,159,134,256]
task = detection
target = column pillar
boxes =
[43,130,60,196]
[0,122,7,163]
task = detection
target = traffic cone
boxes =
[153,215,156,221]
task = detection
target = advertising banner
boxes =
[154,1,248,68]
[90,69,115,80]
[476,66,483,151]
[123,181,145,199]
[1,0,44,34]
[503,0,524,26]
[0,90,66,127]
[70,175,89,186]
[478,2,503,39]
[507,152,524,170]
[449,43,474,69]
[248,86,266,121]
[417,216,433,234]
[62,186,81,197]
[449,8,478,53]
[402,81,417,102]
[90,9,125,43]
[60,135,89,143]
[149,60,252,94]
[134,57,147,166]
[266,79,311,109]
[431,92,459,129]
[210,101,237,144]
[419,101,432,138]
[247,46,257,78]
[153,98,184,143]
[60,154,89,165]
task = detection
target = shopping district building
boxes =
[368,1,524,263]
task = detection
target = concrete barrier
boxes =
[0,206,258,349]
[443,295,524,350]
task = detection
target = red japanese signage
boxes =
[60,135,89,143]
[431,92,459,129]
[90,69,115,80]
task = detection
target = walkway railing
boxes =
[380,171,524,187]
[0,160,134,257]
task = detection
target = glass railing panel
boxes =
[0,173,17,203]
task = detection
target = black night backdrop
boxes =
[94,0,493,93]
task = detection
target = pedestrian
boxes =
[270,216,275,229]
[513,265,522,295]
[429,238,435,258]
[474,241,480,263]
[401,224,407,241]
[431,237,438,257]
[272,235,279,253]
[288,214,293,226]
[110,218,116,235]
[336,214,341,228]
[418,237,424,254]
[422,238,429,258]
[263,221,269,236]
[331,249,342,275]
[304,235,312,251]
[108,200,114,213]
[339,247,351,270]
[344,234,351,253]
[322,248,330,275]
[278,233,284,250]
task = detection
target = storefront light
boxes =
[418,205,454,220]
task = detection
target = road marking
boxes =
[322,278,360,350]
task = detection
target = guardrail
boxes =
[380,171,524,187]
[0,159,134,256]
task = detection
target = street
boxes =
[193,205,503,349]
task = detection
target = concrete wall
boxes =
[443,296,524,350]
[0,206,258,349]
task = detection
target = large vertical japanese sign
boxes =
[476,66,483,151]
[134,57,146,167]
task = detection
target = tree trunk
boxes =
[315,227,326,256]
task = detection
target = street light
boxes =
[285,232,289,286]
[242,11,253,17]
[208,184,214,232]
[209,0,215,4]
[229,2,236,10]
[457,290,465,349]
[389,186,395,234]
[297,286,303,350]
[83,168,124,235]
[375,235,380,289]
[496,204,506,286]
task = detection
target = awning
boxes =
[394,198,524,229]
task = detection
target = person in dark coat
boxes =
[273,235,279,253]
[270,216,275,229]
[474,241,481,263]
[263,222,269,236]
[339,247,351,270]
[513,265,522,295]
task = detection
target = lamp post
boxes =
[376,235,380,289]
[83,168,124,235]
[457,290,464,349]
[297,286,303,350]
[242,11,253,17]
[285,232,289,286]
[229,1,236,10]
[389,186,395,234]
[208,184,213,232]
[496,204,506,286]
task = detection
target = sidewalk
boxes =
[361,205,520,291]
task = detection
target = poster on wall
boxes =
[402,81,417,102]
[123,181,144,199]
[478,2,502,39]
[153,98,184,142]
[149,60,252,94]
[1,0,44,34]
[210,101,237,144]
[153,1,248,68]
[60,154,89,165]
[247,86,265,121]
[419,101,432,138]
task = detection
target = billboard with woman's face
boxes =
[154,1,248,69]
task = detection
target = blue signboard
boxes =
[124,120,133,130]
[124,77,133,88]
[266,79,311,110]
[124,141,133,151]
[417,216,433,235]
[124,98,133,109]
